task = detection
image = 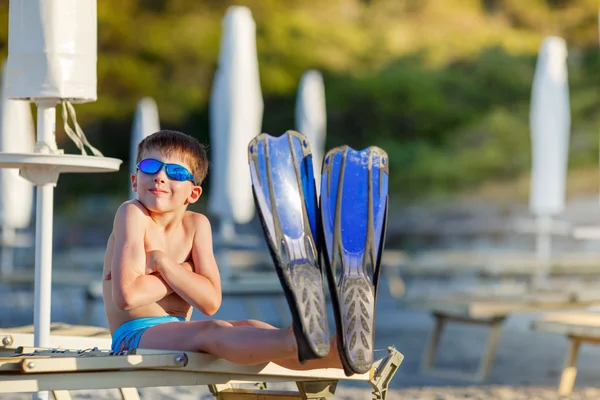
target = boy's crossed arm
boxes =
[104,257,193,285]
[110,202,221,316]
[153,214,222,316]
[110,202,174,310]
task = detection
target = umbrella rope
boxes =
[61,100,103,157]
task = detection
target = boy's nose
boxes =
[154,169,167,183]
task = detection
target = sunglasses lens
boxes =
[138,159,162,174]
[166,165,190,182]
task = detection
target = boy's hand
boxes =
[104,253,193,281]
[146,249,168,274]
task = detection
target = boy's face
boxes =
[132,149,202,213]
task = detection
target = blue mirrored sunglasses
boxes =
[137,158,197,185]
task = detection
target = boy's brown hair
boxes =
[136,130,209,185]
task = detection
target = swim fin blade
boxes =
[320,145,389,375]
[248,131,330,362]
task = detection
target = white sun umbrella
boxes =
[0,64,35,276]
[130,97,160,199]
[208,6,263,243]
[295,70,327,187]
[529,36,570,287]
[5,6,121,395]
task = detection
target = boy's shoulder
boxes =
[120,199,149,213]
[183,210,210,227]
[114,199,150,221]
[183,211,213,239]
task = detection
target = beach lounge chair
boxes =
[0,323,403,400]
[531,310,600,396]
[412,287,600,381]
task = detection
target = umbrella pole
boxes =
[533,215,552,289]
[0,227,15,277]
[31,101,58,400]
[220,219,236,242]
[33,184,53,348]
[32,102,58,348]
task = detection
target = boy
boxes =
[102,130,341,370]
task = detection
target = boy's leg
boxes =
[138,319,342,370]
[139,319,297,365]
[227,320,342,370]
[271,335,342,371]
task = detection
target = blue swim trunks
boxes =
[111,316,186,353]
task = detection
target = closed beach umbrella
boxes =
[295,69,327,184]
[0,64,35,231]
[208,6,263,239]
[130,97,160,199]
[529,36,570,286]
[0,64,35,276]
[529,36,570,217]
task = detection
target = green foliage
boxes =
[0,0,598,203]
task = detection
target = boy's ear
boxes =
[131,174,137,193]
[187,186,202,203]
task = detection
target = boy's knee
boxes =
[237,319,261,326]
[196,320,234,353]
[245,319,274,329]
[204,319,234,333]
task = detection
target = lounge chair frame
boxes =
[531,311,600,396]
[421,312,504,381]
[0,329,403,400]
[416,291,600,381]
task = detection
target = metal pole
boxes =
[32,102,57,400]
[33,184,53,348]
[35,102,58,153]
[32,102,56,349]
[220,219,236,243]
[534,215,552,289]
[0,227,14,277]
[215,248,232,283]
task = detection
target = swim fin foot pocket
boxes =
[248,131,330,363]
[320,145,389,376]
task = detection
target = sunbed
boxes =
[0,323,403,400]
[411,286,600,381]
[531,310,600,395]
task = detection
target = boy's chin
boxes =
[137,198,162,212]
[138,198,180,213]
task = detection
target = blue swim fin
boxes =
[248,131,330,362]
[320,145,389,375]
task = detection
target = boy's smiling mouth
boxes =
[149,188,168,195]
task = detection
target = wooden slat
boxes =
[0,333,111,351]
[0,323,110,338]
[18,352,188,373]
[217,388,301,399]
[412,290,598,319]
[394,250,600,277]
[0,370,232,393]
[573,226,600,240]
[532,311,600,338]
[0,270,99,287]
[0,357,21,372]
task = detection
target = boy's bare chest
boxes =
[144,229,193,263]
